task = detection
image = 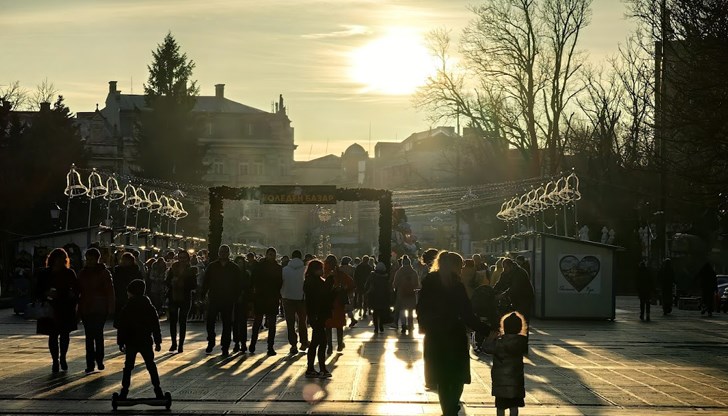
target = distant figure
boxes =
[393,255,419,335]
[366,262,392,334]
[35,248,80,373]
[165,251,197,353]
[147,259,167,315]
[250,247,283,356]
[636,261,654,321]
[324,255,355,353]
[490,312,528,416]
[339,256,358,327]
[78,248,115,373]
[281,250,309,354]
[658,258,674,315]
[116,279,164,400]
[112,253,143,328]
[232,255,252,353]
[698,262,718,317]
[353,255,373,319]
[201,245,242,357]
[496,259,534,322]
[303,260,334,378]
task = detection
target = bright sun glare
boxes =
[350,29,436,95]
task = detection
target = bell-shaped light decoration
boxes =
[123,184,141,208]
[161,197,176,217]
[175,200,189,219]
[135,188,152,210]
[148,191,162,212]
[105,175,125,201]
[86,169,108,199]
[158,195,170,216]
[64,164,88,198]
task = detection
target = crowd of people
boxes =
[31,244,534,415]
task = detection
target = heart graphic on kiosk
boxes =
[559,255,600,292]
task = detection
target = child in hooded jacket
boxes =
[491,312,528,416]
[116,279,164,399]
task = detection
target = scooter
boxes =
[111,391,172,410]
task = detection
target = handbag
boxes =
[26,301,53,320]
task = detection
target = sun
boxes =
[350,29,436,95]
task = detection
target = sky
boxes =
[1,0,634,161]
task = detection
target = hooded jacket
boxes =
[116,295,162,347]
[491,334,528,399]
[281,257,306,300]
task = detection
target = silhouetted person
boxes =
[497,259,534,322]
[116,279,163,400]
[658,258,674,315]
[417,251,489,416]
[393,255,419,335]
[35,248,79,373]
[324,255,355,354]
[113,252,143,327]
[490,312,528,416]
[698,262,718,317]
[232,255,252,353]
[303,260,334,378]
[281,250,308,354]
[165,250,197,353]
[201,244,242,357]
[250,247,283,356]
[78,248,115,373]
[366,261,391,334]
[636,261,654,321]
[353,255,373,318]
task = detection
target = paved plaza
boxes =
[0,297,727,415]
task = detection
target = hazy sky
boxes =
[1,0,634,161]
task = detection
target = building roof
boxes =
[343,143,367,157]
[113,94,267,114]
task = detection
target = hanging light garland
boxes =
[63,164,88,230]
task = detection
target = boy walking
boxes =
[116,279,164,399]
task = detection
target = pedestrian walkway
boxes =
[0,297,727,415]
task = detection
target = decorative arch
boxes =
[207,186,392,267]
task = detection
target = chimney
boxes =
[39,102,51,112]
[215,84,225,99]
[109,81,118,94]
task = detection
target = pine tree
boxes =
[137,32,206,185]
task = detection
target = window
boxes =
[212,160,224,175]
[253,162,264,176]
[238,162,249,176]
[247,123,254,136]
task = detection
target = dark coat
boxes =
[251,259,283,311]
[78,264,115,318]
[34,267,79,335]
[165,261,197,304]
[365,271,392,311]
[491,334,528,399]
[636,263,654,299]
[417,272,489,386]
[116,295,162,347]
[304,274,334,326]
[496,265,534,318]
[112,264,143,323]
[354,263,372,290]
[698,262,718,295]
[202,259,243,306]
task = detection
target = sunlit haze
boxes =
[0,0,632,160]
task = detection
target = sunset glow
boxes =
[350,29,436,95]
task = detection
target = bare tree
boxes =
[31,78,58,109]
[414,0,593,176]
[0,81,29,110]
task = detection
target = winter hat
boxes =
[127,279,146,297]
[503,312,523,335]
[375,262,386,272]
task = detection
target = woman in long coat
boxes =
[393,255,419,334]
[417,251,489,416]
[324,255,355,354]
[35,248,80,373]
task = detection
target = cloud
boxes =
[301,25,370,39]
